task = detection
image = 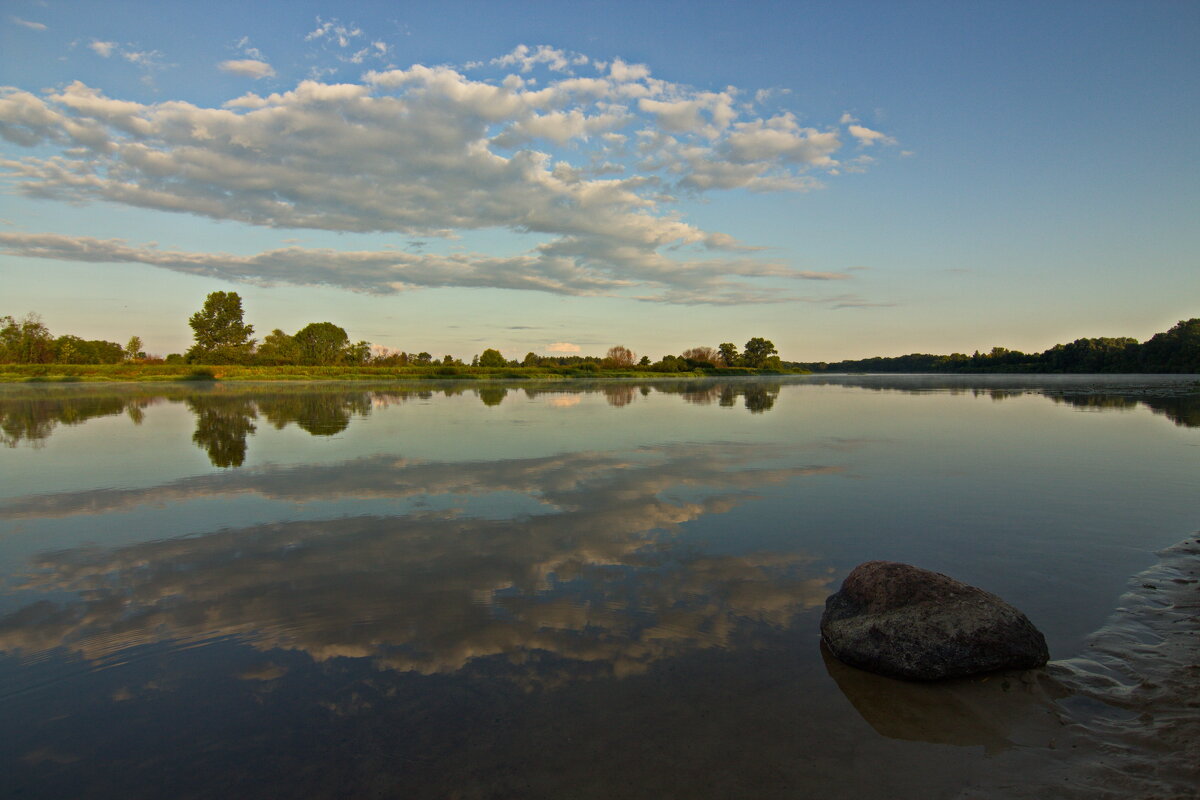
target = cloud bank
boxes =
[0,45,896,303]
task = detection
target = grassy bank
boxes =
[0,363,805,383]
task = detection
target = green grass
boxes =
[0,363,809,383]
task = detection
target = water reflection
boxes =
[820,644,1065,754]
[0,381,798,462]
[187,395,257,467]
[0,444,839,681]
[0,391,152,447]
[1,378,1195,471]
[1048,392,1200,428]
[804,374,1200,427]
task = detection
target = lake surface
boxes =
[1,375,1197,798]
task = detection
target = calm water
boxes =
[0,376,1196,798]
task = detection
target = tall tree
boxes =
[0,314,54,364]
[124,336,144,361]
[741,337,778,368]
[187,292,255,364]
[293,322,350,365]
[717,342,740,367]
[1140,318,1200,373]
[255,329,297,365]
[478,348,506,368]
[605,345,636,367]
[681,346,718,367]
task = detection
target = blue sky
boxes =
[1,0,1196,361]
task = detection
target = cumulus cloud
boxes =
[847,123,897,146]
[218,59,276,79]
[492,44,588,74]
[0,45,896,304]
[546,342,581,353]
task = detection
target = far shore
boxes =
[0,363,807,384]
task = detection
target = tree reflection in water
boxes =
[186,395,258,468]
[2,379,1195,469]
[477,386,507,407]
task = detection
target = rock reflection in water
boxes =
[821,644,1064,754]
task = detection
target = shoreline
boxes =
[0,365,804,384]
[947,535,1200,798]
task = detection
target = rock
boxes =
[820,561,1049,680]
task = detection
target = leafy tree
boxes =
[742,337,778,368]
[293,322,351,365]
[638,355,651,366]
[1,314,54,364]
[717,342,740,367]
[478,348,506,368]
[605,345,636,368]
[54,335,80,364]
[187,292,255,364]
[652,354,690,372]
[414,352,433,365]
[124,336,144,361]
[256,329,297,365]
[1140,318,1200,373]
[681,346,719,368]
[522,352,539,367]
[346,340,372,365]
[53,335,122,364]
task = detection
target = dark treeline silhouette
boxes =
[794,318,1199,374]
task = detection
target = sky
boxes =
[1,0,1197,362]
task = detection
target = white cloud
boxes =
[547,342,581,353]
[89,40,116,58]
[492,44,588,74]
[218,59,276,79]
[847,123,897,146]
[11,17,47,31]
[305,16,363,46]
[0,45,895,304]
[234,36,264,61]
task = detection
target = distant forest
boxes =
[792,318,1199,374]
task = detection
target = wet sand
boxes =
[944,535,1200,798]
[1030,536,1200,797]
[823,535,1199,799]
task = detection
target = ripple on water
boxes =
[990,536,1200,798]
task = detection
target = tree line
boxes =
[2,291,785,372]
[183,292,785,370]
[2,314,144,365]
[792,318,1199,374]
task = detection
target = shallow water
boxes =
[0,375,1196,798]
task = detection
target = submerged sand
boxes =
[1030,536,1199,797]
[944,535,1200,798]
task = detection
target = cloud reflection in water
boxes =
[0,443,840,683]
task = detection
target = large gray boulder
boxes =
[820,561,1049,680]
